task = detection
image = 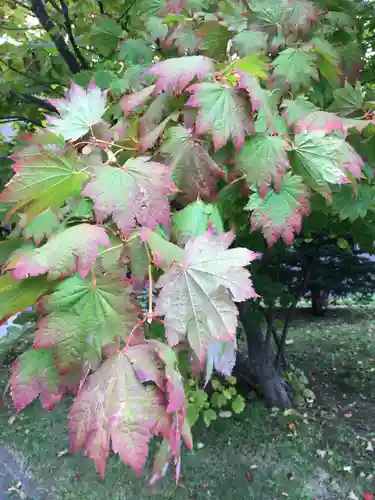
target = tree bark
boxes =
[237,302,293,410]
[311,288,329,316]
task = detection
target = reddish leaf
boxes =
[82,158,176,235]
[144,56,214,95]
[186,82,254,151]
[69,351,172,478]
[11,348,63,412]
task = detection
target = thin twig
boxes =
[0,116,43,126]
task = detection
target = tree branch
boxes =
[17,93,58,113]
[30,0,81,74]
[59,0,89,69]
[97,0,105,14]
[0,116,43,127]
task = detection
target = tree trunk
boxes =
[237,302,293,410]
[311,288,329,316]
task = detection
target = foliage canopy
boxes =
[1,0,375,484]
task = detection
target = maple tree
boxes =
[1,0,375,485]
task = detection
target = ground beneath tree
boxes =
[0,306,374,499]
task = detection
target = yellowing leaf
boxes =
[0,274,50,322]
[0,150,88,221]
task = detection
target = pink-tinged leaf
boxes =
[246,173,310,246]
[83,158,176,235]
[149,439,172,486]
[295,111,347,135]
[155,232,258,361]
[205,339,236,385]
[69,351,172,478]
[126,343,165,390]
[161,125,224,202]
[149,340,185,413]
[286,0,318,32]
[11,348,63,412]
[46,82,107,141]
[186,82,254,151]
[236,134,291,190]
[12,224,109,280]
[144,56,214,95]
[121,85,155,116]
[341,142,364,179]
[140,113,178,152]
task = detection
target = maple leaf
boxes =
[295,111,347,135]
[119,38,154,66]
[82,158,176,235]
[149,340,185,413]
[186,82,254,151]
[155,232,258,360]
[11,347,63,412]
[332,184,374,221]
[199,22,232,59]
[19,208,61,245]
[161,125,224,202]
[281,96,319,125]
[172,200,224,247]
[69,351,171,478]
[0,274,50,323]
[121,231,149,283]
[292,132,351,198]
[246,173,310,246]
[0,150,88,221]
[236,134,291,190]
[286,0,318,32]
[46,82,107,141]
[272,47,319,93]
[121,85,155,116]
[328,81,364,117]
[140,228,184,269]
[144,56,214,95]
[232,31,268,57]
[249,0,287,28]
[205,339,236,386]
[11,224,110,280]
[167,22,200,55]
[35,273,138,370]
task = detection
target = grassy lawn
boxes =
[0,306,374,499]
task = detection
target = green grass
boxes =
[1,306,374,499]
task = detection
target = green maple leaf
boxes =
[36,272,138,369]
[11,224,110,280]
[121,231,149,283]
[167,22,200,55]
[161,125,223,202]
[82,157,175,235]
[119,38,154,66]
[140,228,184,269]
[46,82,107,141]
[332,184,375,221]
[281,96,319,125]
[272,47,319,93]
[246,173,309,246]
[69,351,171,478]
[232,31,268,57]
[199,22,231,59]
[236,134,291,188]
[249,0,288,27]
[19,208,61,245]
[186,82,254,151]
[293,132,350,198]
[0,150,88,221]
[146,17,168,41]
[155,232,257,361]
[328,81,364,117]
[0,274,50,322]
[89,17,123,56]
[11,348,63,412]
[172,200,224,246]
